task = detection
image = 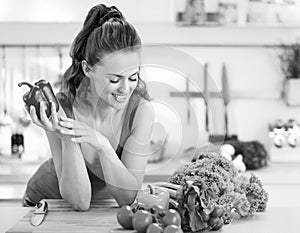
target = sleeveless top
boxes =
[56,92,143,159]
[23,92,144,205]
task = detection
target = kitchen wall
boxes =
[0,0,300,161]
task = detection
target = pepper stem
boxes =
[18,82,34,89]
[148,184,154,195]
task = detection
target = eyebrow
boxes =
[107,70,139,78]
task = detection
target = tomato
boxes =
[200,211,210,222]
[211,205,225,217]
[116,205,134,229]
[131,202,148,212]
[132,210,154,233]
[208,216,221,228]
[146,223,164,233]
[150,205,165,217]
[212,218,224,230]
[162,209,181,227]
[163,225,183,233]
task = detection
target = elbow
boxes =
[116,190,138,207]
[60,189,91,211]
[106,184,139,207]
[71,200,90,211]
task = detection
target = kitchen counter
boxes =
[1,154,300,200]
[1,156,300,232]
[2,155,300,184]
[2,197,300,233]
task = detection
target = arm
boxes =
[59,138,91,211]
[97,101,155,206]
[59,101,155,207]
[30,103,91,211]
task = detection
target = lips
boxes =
[112,93,128,102]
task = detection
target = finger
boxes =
[40,102,52,129]
[59,116,74,122]
[59,118,85,129]
[58,120,73,129]
[60,117,85,127]
[71,136,86,144]
[29,106,43,127]
[24,105,30,114]
[50,101,59,126]
[60,128,88,136]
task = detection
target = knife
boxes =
[203,62,209,132]
[30,200,48,226]
[221,62,230,138]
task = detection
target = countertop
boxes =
[2,197,300,233]
[1,155,300,232]
[1,154,300,200]
[0,158,300,232]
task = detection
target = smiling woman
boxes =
[22,3,154,211]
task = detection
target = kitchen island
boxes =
[1,157,300,232]
[2,197,300,233]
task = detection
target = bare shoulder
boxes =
[132,100,155,130]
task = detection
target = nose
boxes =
[118,79,130,93]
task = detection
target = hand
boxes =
[58,116,110,151]
[26,102,64,133]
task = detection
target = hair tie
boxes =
[98,10,123,27]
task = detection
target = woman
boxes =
[22,4,154,211]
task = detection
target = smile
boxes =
[111,93,128,102]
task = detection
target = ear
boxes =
[81,60,93,78]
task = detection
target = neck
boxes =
[95,99,118,123]
[74,82,120,124]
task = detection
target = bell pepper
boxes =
[136,184,169,210]
[18,79,59,120]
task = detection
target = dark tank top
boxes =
[23,92,143,205]
[56,92,142,159]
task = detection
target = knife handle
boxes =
[35,201,48,214]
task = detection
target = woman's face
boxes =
[89,51,140,110]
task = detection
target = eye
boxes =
[108,72,139,83]
[128,72,139,82]
[109,79,120,84]
[109,76,121,83]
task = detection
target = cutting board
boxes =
[6,199,133,233]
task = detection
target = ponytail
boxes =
[58,4,146,103]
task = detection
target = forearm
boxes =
[44,131,91,210]
[98,146,140,206]
[59,138,91,210]
[45,131,62,178]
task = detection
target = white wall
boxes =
[0,0,300,161]
[0,0,178,23]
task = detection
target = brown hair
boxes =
[58,4,149,105]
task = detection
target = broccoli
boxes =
[162,152,269,232]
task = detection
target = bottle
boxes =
[0,110,13,156]
[11,129,24,158]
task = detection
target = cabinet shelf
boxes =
[0,22,300,47]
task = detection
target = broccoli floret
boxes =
[246,174,269,213]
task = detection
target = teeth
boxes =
[112,93,127,102]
